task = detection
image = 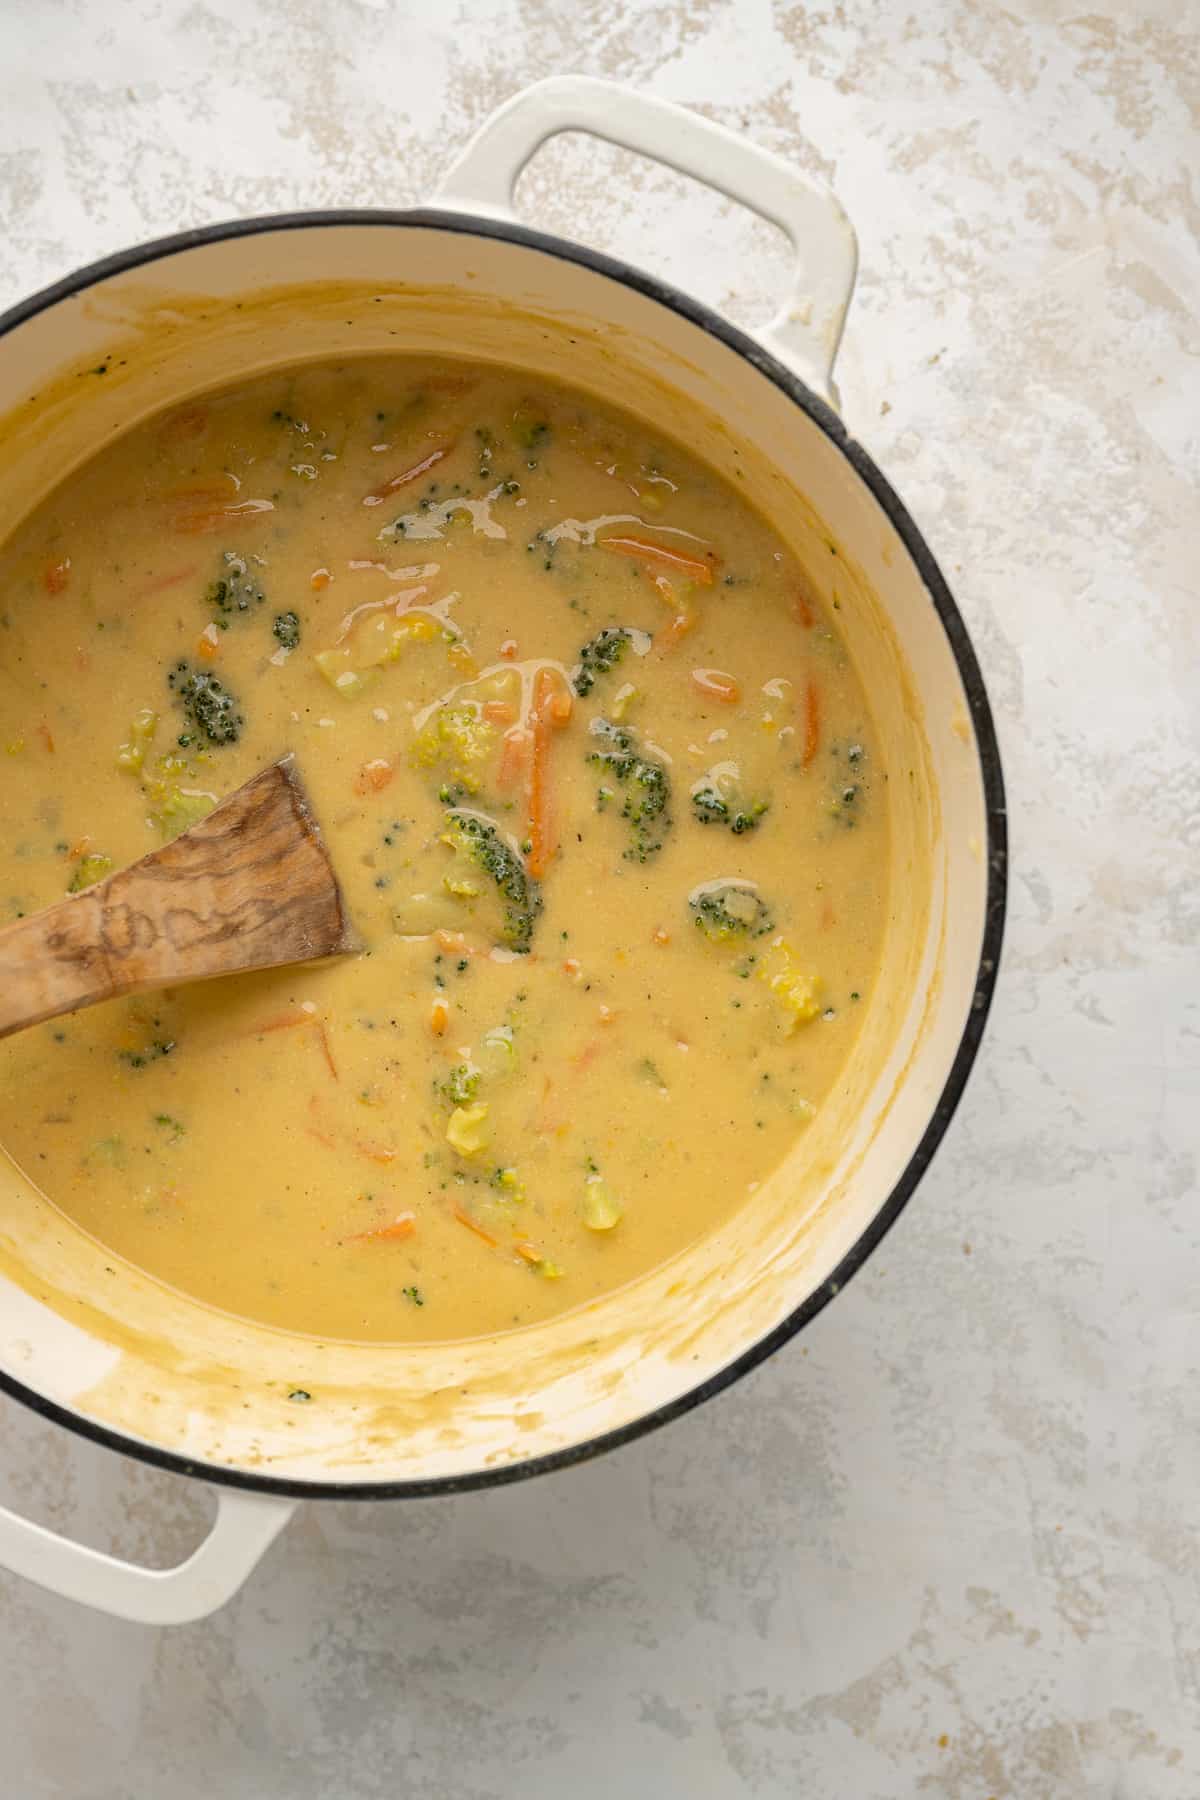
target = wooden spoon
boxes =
[0,755,359,1041]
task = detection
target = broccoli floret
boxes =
[67,852,114,893]
[440,1064,480,1107]
[442,810,542,954]
[690,772,769,835]
[167,661,243,746]
[511,408,551,450]
[587,718,671,862]
[690,762,768,835]
[574,627,634,698]
[141,753,216,840]
[272,611,301,649]
[206,552,264,620]
[411,704,495,795]
[689,880,775,942]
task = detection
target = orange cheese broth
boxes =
[0,358,888,1343]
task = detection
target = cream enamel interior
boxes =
[0,224,988,1485]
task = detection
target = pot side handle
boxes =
[435,75,858,408]
[0,1484,295,1625]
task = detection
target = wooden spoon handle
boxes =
[0,756,358,1041]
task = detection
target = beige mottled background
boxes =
[1,2,1198,1796]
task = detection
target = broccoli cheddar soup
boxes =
[0,358,889,1343]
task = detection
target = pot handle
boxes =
[435,75,857,408]
[0,1484,295,1624]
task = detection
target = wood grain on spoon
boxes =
[0,755,359,1041]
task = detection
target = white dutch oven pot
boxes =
[0,79,1006,1622]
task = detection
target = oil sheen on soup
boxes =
[0,358,889,1343]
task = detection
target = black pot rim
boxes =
[0,208,1007,1502]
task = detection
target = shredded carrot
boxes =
[354,1141,399,1165]
[305,1125,337,1150]
[348,1214,416,1245]
[691,667,740,704]
[433,928,483,959]
[246,1009,315,1035]
[172,497,276,535]
[600,532,717,585]
[793,583,817,629]
[546,684,573,727]
[526,667,572,879]
[424,373,477,395]
[138,565,197,597]
[562,957,581,978]
[36,722,55,753]
[526,670,555,879]
[514,1241,543,1266]
[653,611,695,653]
[483,699,517,725]
[652,926,671,946]
[310,567,332,591]
[312,1020,339,1080]
[159,404,209,443]
[802,679,821,768]
[499,638,519,659]
[453,1203,497,1248]
[43,558,70,594]
[362,442,453,507]
[196,627,221,661]
[354,757,395,795]
[430,996,449,1036]
[69,836,91,858]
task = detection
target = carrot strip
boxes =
[312,1020,339,1080]
[691,668,739,704]
[245,1009,315,1035]
[546,684,573,727]
[453,1203,497,1248]
[362,443,453,507]
[158,404,209,443]
[196,628,221,661]
[310,567,332,591]
[348,1214,416,1245]
[36,722,55,753]
[526,669,556,879]
[354,1141,398,1165]
[138,565,197,598]
[802,680,821,768]
[793,584,816,629]
[433,929,484,958]
[600,532,716,585]
[483,700,517,725]
[514,1241,543,1265]
[43,558,70,594]
[354,758,395,795]
[430,997,449,1035]
[172,497,275,535]
[305,1125,338,1150]
[653,611,695,653]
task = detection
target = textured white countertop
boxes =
[1,3,1197,1795]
